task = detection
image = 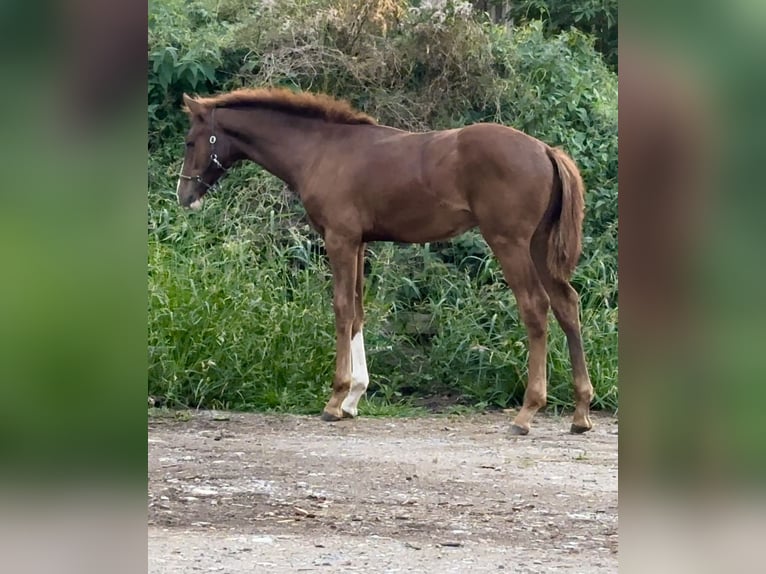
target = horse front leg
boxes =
[341,243,369,418]
[320,234,359,421]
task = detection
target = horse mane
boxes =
[193,88,377,125]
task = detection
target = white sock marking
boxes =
[341,329,369,417]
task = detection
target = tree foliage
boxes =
[508,0,618,69]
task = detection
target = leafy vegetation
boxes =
[148,0,618,414]
[509,0,618,70]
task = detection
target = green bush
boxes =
[148,0,618,414]
[509,0,618,70]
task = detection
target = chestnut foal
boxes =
[175,88,593,435]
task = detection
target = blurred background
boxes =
[619,0,766,571]
[0,1,148,573]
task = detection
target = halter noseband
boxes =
[178,107,228,191]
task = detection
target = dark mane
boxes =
[194,88,377,125]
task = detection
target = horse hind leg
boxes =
[531,232,594,433]
[486,235,551,435]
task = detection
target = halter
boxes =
[178,107,228,191]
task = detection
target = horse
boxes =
[175,88,593,435]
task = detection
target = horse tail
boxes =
[545,146,585,281]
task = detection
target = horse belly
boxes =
[366,201,476,243]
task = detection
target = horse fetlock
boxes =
[575,382,594,404]
[340,379,367,418]
[340,404,358,418]
[571,408,593,433]
[323,385,349,422]
[525,390,547,410]
[331,378,351,397]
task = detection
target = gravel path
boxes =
[148,411,618,573]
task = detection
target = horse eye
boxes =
[185,141,194,148]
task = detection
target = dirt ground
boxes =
[148,410,618,573]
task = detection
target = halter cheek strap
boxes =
[178,107,228,190]
[209,134,224,170]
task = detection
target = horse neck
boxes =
[222,108,331,190]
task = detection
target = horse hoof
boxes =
[320,410,342,422]
[570,423,592,434]
[341,409,357,419]
[510,424,529,436]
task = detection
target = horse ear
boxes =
[182,94,204,117]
